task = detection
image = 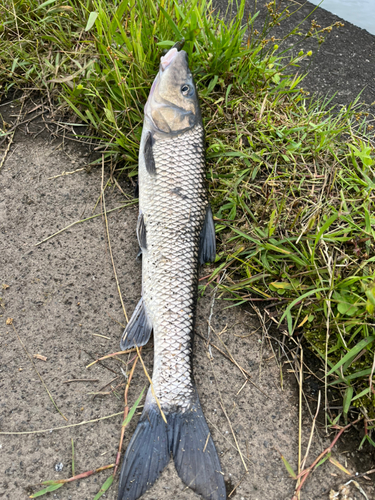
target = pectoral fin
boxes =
[136,213,147,250]
[199,204,216,265]
[144,131,156,175]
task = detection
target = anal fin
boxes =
[199,204,216,265]
[120,297,152,350]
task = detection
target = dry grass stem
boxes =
[210,359,248,473]
[134,345,167,424]
[291,416,363,499]
[51,463,115,484]
[63,378,99,383]
[101,155,129,323]
[296,349,303,499]
[300,391,321,472]
[35,202,136,247]
[228,472,248,498]
[86,349,136,369]
[0,132,14,172]
[114,351,140,477]
[196,331,270,400]
[0,411,123,435]
[91,333,111,340]
[48,167,85,180]
[206,416,253,466]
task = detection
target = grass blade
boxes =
[93,475,114,500]
[326,337,375,377]
[30,483,64,498]
[122,386,145,427]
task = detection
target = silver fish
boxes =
[118,47,225,500]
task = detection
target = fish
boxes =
[117,46,226,500]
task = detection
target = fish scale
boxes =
[141,124,206,410]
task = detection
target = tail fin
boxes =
[170,396,226,500]
[118,392,226,500]
[118,405,169,500]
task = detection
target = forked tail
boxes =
[118,390,226,500]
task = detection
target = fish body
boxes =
[118,48,225,500]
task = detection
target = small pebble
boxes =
[54,462,63,472]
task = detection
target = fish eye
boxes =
[181,84,191,96]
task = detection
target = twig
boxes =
[70,438,75,477]
[8,318,67,421]
[206,416,253,465]
[0,411,123,435]
[251,304,283,384]
[320,239,334,432]
[113,176,132,200]
[208,326,248,380]
[11,0,21,50]
[101,155,129,323]
[107,311,126,329]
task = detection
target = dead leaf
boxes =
[330,457,352,475]
[6,317,13,325]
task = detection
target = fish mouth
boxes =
[160,47,178,70]
[147,48,179,103]
[145,48,178,118]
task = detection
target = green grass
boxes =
[1,0,375,439]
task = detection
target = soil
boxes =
[1,2,375,498]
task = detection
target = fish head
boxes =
[145,48,200,135]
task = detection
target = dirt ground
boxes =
[0,96,374,500]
